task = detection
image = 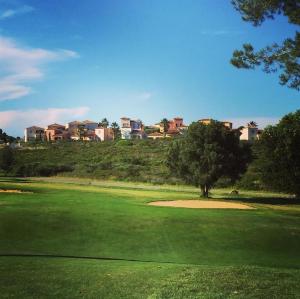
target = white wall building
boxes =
[240,122,259,142]
[24,126,45,142]
[95,127,114,141]
[120,117,146,139]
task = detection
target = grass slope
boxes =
[0,178,300,298]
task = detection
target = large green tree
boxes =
[231,0,300,90]
[255,110,300,197]
[167,121,251,197]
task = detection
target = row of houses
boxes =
[24,117,262,143]
[25,120,114,142]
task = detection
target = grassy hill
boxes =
[0,178,299,298]
[7,139,178,184]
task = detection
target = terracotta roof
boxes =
[47,123,65,128]
[82,120,97,124]
[68,121,82,125]
[26,126,44,130]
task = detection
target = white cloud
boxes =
[0,36,79,101]
[231,117,279,129]
[0,5,34,20]
[0,107,90,136]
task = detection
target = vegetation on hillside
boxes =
[1,139,175,184]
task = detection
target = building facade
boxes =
[24,126,45,142]
[45,124,69,141]
[240,122,259,142]
[95,127,114,141]
[120,117,146,139]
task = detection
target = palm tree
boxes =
[99,118,109,128]
[160,118,169,137]
[248,121,258,128]
[111,121,120,139]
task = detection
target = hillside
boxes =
[7,139,178,184]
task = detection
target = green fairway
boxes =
[0,178,300,298]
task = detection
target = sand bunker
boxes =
[0,189,32,194]
[148,200,255,210]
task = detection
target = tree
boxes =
[254,110,300,197]
[160,118,169,136]
[167,121,251,197]
[99,118,109,128]
[111,122,121,139]
[0,146,14,172]
[0,128,15,143]
[231,0,300,90]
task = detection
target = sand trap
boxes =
[0,189,32,194]
[148,200,255,210]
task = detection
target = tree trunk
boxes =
[200,185,209,198]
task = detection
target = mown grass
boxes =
[2,257,300,299]
[0,177,300,298]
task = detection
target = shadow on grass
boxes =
[0,177,31,184]
[224,196,300,205]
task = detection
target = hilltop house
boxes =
[45,124,69,141]
[24,126,45,142]
[95,127,114,141]
[240,122,260,142]
[82,120,98,130]
[148,117,187,139]
[120,117,146,139]
[66,120,99,141]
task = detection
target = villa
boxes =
[24,126,45,143]
[120,117,146,139]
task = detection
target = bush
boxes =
[16,163,74,177]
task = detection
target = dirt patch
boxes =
[148,200,255,210]
[0,189,32,194]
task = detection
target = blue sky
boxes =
[0,0,299,136]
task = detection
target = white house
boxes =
[24,126,45,142]
[120,117,146,139]
[240,122,259,142]
[95,127,114,141]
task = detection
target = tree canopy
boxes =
[110,122,121,139]
[99,118,109,128]
[0,129,15,143]
[231,0,300,90]
[166,121,251,197]
[255,109,300,197]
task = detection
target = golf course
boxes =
[0,177,300,298]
